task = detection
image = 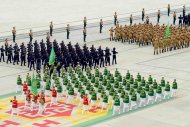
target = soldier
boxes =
[100,19,103,33]
[130,14,133,26]
[29,29,33,42]
[109,27,114,41]
[179,15,183,27]
[66,24,70,39]
[105,47,111,66]
[21,46,26,66]
[112,47,118,65]
[99,50,105,67]
[10,96,19,117]
[173,11,176,25]
[29,52,35,71]
[83,28,87,42]
[50,21,53,36]
[12,27,16,42]
[83,17,87,28]
[168,4,170,16]
[142,8,145,21]
[13,44,19,65]
[0,46,5,62]
[114,12,117,26]
[157,10,160,23]
[7,45,13,64]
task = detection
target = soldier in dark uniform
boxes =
[7,45,13,64]
[83,17,87,28]
[173,11,176,25]
[29,52,35,71]
[5,39,8,56]
[36,57,41,72]
[168,4,170,16]
[99,50,104,67]
[21,46,26,66]
[12,27,16,43]
[29,29,33,42]
[142,8,145,21]
[130,14,133,26]
[66,24,70,39]
[179,15,183,27]
[157,10,160,23]
[105,47,111,66]
[13,44,19,65]
[83,28,87,42]
[0,46,5,62]
[112,47,118,65]
[114,12,117,26]
[100,19,103,33]
[50,21,53,36]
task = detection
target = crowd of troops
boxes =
[0,38,118,71]
[109,22,190,55]
[11,64,178,116]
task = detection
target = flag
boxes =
[31,72,38,96]
[49,47,55,65]
[165,23,170,38]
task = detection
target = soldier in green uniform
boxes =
[164,81,170,99]
[147,86,154,104]
[137,73,141,82]
[112,95,121,115]
[171,79,177,97]
[148,75,153,84]
[101,94,109,112]
[123,93,129,112]
[139,88,146,107]
[16,75,22,93]
[130,92,137,110]
[90,90,97,109]
[66,87,74,104]
[155,84,162,101]
[126,70,130,80]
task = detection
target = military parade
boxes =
[0,2,189,126]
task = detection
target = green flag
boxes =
[31,72,38,95]
[165,23,170,38]
[49,47,55,65]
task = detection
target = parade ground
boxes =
[0,0,190,127]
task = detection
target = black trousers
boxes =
[100,58,104,67]
[83,35,86,42]
[105,56,110,66]
[112,55,117,65]
[0,54,4,62]
[21,57,26,66]
[30,61,35,70]
[100,26,103,33]
[7,55,12,63]
[67,31,70,39]
[13,35,16,42]
[50,29,53,36]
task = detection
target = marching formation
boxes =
[0,38,118,71]
[109,22,190,55]
[12,64,178,116]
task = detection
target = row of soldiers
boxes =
[0,38,118,71]
[109,22,190,55]
[15,63,178,116]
